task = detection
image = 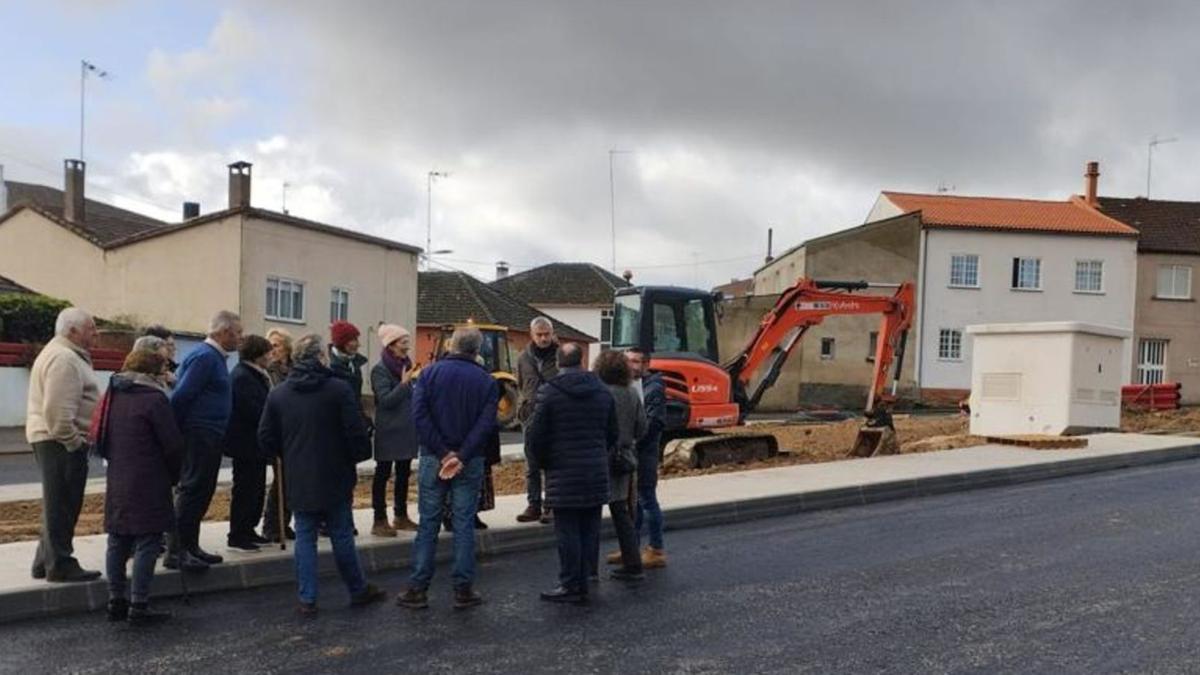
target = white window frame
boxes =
[599,308,614,350]
[1011,257,1042,291]
[330,287,350,323]
[1156,265,1193,300]
[1137,338,1168,385]
[1073,259,1104,294]
[937,328,963,361]
[949,254,980,289]
[266,276,305,323]
[820,337,835,360]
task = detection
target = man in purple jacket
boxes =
[396,327,498,611]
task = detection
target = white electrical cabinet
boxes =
[966,322,1129,436]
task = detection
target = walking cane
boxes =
[275,457,287,552]
[171,522,192,606]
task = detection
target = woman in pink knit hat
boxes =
[369,324,419,535]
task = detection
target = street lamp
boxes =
[426,171,450,269]
[422,248,454,269]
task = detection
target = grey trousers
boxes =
[106,533,163,604]
[31,441,89,577]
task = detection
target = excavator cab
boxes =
[611,286,720,362]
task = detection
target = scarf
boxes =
[532,341,558,361]
[381,348,412,380]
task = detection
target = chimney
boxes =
[765,227,774,263]
[1084,161,1100,206]
[64,159,86,224]
[0,164,7,214]
[496,260,510,280]
[228,161,252,209]
[182,201,201,220]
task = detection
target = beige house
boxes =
[0,160,420,378]
[1095,197,1200,402]
[752,243,805,295]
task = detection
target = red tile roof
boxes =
[882,192,1138,237]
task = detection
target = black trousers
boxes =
[171,429,223,552]
[609,500,642,572]
[263,460,292,538]
[372,459,412,521]
[228,457,267,541]
[31,441,89,576]
[553,506,602,593]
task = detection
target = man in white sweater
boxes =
[27,307,101,583]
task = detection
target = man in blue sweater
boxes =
[166,310,241,571]
[397,327,498,611]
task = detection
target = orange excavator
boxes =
[610,278,916,467]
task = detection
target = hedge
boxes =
[0,293,72,343]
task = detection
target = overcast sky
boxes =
[2,1,1199,287]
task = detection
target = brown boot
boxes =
[371,519,397,538]
[516,504,542,523]
[392,514,418,532]
[539,508,554,525]
[605,550,623,565]
[642,546,667,569]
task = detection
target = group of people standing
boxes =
[24,305,668,621]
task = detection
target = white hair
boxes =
[132,335,166,353]
[293,333,325,364]
[451,326,483,356]
[54,307,93,338]
[209,310,241,336]
[530,316,554,332]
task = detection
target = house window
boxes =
[820,337,835,360]
[1157,265,1192,300]
[949,254,979,288]
[1137,339,1168,385]
[266,276,305,322]
[866,331,878,362]
[938,329,962,361]
[330,287,350,323]
[599,308,614,350]
[1011,257,1041,290]
[1074,260,1104,293]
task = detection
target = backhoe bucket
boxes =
[849,425,898,458]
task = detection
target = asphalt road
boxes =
[6,458,1200,674]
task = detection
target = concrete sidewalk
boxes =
[2,432,1198,624]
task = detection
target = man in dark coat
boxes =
[257,334,385,616]
[224,335,273,550]
[526,342,618,604]
[396,327,498,611]
[628,348,669,568]
[98,350,183,625]
[515,316,558,524]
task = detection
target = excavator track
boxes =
[662,433,780,471]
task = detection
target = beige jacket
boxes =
[26,336,100,451]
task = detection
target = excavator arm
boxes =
[724,278,917,419]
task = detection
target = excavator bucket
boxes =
[849,425,899,458]
[662,433,780,471]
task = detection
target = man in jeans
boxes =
[516,317,558,524]
[257,334,385,616]
[398,327,498,611]
[27,307,101,583]
[627,348,668,568]
[167,311,241,571]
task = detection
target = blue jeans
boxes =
[106,533,163,604]
[409,454,485,591]
[554,506,603,593]
[635,443,665,549]
[293,500,367,605]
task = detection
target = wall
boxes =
[921,229,1138,390]
[0,367,28,427]
[239,216,420,390]
[752,246,806,295]
[0,210,109,309]
[1132,252,1200,402]
[798,213,922,407]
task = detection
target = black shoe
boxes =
[227,538,260,552]
[191,547,223,565]
[453,586,483,610]
[31,566,46,580]
[249,533,271,546]
[396,587,429,610]
[169,550,210,572]
[127,603,171,626]
[539,509,554,525]
[297,602,318,618]
[46,566,102,583]
[106,598,129,622]
[540,586,587,604]
[350,583,387,608]
[610,568,645,582]
[474,515,488,530]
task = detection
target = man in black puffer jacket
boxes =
[526,343,617,604]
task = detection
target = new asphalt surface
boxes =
[4,458,1200,674]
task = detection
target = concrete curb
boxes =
[4,440,1199,624]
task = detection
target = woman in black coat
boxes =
[225,335,273,550]
[369,324,418,536]
[98,350,183,625]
